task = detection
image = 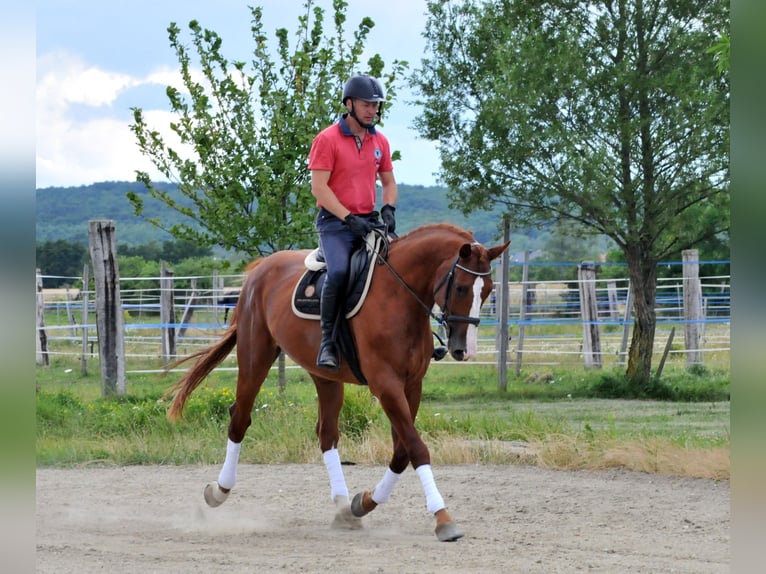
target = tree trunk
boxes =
[624,250,657,388]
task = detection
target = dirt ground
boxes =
[36,464,729,573]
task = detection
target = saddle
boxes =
[291,231,382,320]
[291,231,386,385]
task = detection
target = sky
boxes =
[36,0,441,189]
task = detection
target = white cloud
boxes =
[36,51,187,188]
[35,43,439,189]
[37,51,138,108]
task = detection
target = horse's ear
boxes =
[487,241,511,261]
[459,243,473,259]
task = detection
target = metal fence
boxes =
[36,262,730,374]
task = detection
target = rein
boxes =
[371,230,490,330]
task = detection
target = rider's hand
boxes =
[381,204,396,234]
[344,213,372,238]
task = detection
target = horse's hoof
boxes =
[203,481,230,508]
[350,492,370,517]
[331,495,363,530]
[435,521,465,542]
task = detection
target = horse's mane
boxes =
[393,222,475,243]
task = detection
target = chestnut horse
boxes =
[165,223,509,541]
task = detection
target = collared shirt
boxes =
[308,113,394,214]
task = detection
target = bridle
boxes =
[373,231,491,332]
[432,257,492,328]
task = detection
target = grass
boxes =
[35,353,730,480]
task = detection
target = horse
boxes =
[165,223,510,541]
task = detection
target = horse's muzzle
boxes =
[450,349,466,361]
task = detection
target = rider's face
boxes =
[348,99,379,122]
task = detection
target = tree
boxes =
[707,32,729,75]
[129,0,407,257]
[36,240,88,288]
[412,0,729,387]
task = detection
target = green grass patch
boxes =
[35,357,729,477]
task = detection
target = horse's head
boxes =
[434,240,510,361]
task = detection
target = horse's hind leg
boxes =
[311,375,362,529]
[204,345,279,508]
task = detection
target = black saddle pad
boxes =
[292,234,380,320]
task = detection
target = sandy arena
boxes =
[36,463,729,573]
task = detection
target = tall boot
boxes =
[317,280,342,370]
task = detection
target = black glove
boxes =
[381,204,396,234]
[344,213,372,238]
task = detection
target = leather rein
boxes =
[372,230,491,331]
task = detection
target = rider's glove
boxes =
[344,213,373,238]
[381,204,396,234]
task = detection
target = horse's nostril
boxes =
[452,349,465,361]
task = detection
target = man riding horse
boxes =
[308,74,398,370]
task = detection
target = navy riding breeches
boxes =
[316,208,365,289]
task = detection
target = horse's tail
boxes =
[165,318,238,421]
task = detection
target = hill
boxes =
[36,181,545,252]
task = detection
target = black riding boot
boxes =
[317,281,342,370]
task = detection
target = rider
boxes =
[308,74,398,370]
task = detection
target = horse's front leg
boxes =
[368,388,465,542]
[312,376,362,530]
[350,432,408,517]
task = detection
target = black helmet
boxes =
[342,74,385,105]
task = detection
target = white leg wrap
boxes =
[217,439,242,490]
[371,467,402,504]
[416,464,446,514]
[323,448,349,502]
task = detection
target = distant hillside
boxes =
[36,181,545,252]
[36,181,186,246]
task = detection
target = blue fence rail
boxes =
[36,261,731,370]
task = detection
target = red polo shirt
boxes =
[308,114,394,214]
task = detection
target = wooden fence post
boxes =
[515,250,530,377]
[160,261,176,365]
[65,288,77,337]
[88,220,126,397]
[618,286,634,366]
[578,262,602,368]
[178,277,198,338]
[36,269,49,366]
[682,249,703,367]
[212,270,222,326]
[607,280,619,321]
[496,217,511,390]
[80,264,90,376]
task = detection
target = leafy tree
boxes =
[412,0,729,387]
[531,220,610,283]
[36,240,88,288]
[117,256,161,293]
[707,32,729,75]
[160,239,213,263]
[118,242,163,262]
[129,0,407,257]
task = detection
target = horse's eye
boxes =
[455,285,468,297]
